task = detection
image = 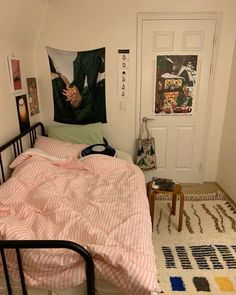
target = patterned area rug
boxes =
[152,192,236,294]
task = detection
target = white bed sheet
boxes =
[116,149,133,163]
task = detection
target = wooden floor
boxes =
[147,180,235,207]
[181,182,222,194]
[181,182,236,209]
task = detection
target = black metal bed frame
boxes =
[0,122,95,295]
[0,122,45,184]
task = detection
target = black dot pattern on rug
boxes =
[215,245,236,269]
[176,246,193,269]
[225,202,236,214]
[216,204,236,231]
[161,246,176,269]
[190,245,224,269]
[201,204,223,233]
[154,193,236,293]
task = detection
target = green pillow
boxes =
[47,123,104,145]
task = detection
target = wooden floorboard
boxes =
[181,182,236,209]
[181,182,221,194]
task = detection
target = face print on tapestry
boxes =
[46,46,106,125]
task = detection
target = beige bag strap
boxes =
[140,117,151,139]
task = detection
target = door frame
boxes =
[136,12,221,183]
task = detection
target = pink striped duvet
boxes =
[0,149,161,295]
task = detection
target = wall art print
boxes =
[15,94,30,133]
[46,46,106,125]
[154,55,198,115]
[26,78,40,116]
[8,57,23,93]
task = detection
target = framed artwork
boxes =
[8,57,23,93]
[154,55,198,115]
[15,94,30,133]
[26,78,40,116]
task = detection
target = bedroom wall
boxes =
[0,1,235,191]
[217,39,236,203]
[35,0,236,183]
[0,0,46,145]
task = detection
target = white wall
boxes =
[0,0,236,187]
[0,0,46,145]
[217,39,236,203]
[35,0,236,183]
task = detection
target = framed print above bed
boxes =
[15,94,30,133]
[26,77,40,116]
[7,56,23,93]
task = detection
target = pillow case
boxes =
[34,136,88,159]
[47,123,104,145]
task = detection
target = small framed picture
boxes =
[15,94,30,133]
[8,56,23,92]
[26,78,40,116]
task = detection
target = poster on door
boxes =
[154,55,198,115]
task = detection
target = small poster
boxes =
[15,94,30,133]
[155,55,198,115]
[8,57,23,92]
[26,78,40,116]
[118,49,129,98]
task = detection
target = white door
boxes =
[138,14,218,183]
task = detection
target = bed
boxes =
[0,122,161,295]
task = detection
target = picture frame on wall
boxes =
[7,56,23,93]
[26,77,40,116]
[15,94,30,133]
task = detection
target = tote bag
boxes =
[136,118,157,170]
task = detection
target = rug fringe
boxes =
[155,191,226,201]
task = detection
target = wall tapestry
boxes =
[154,55,198,115]
[46,47,106,124]
[26,78,40,116]
[15,94,30,133]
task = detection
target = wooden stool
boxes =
[146,181,185,232]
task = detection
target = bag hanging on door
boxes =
[136,117,157,170]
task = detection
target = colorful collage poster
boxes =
[154,55,198,115]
